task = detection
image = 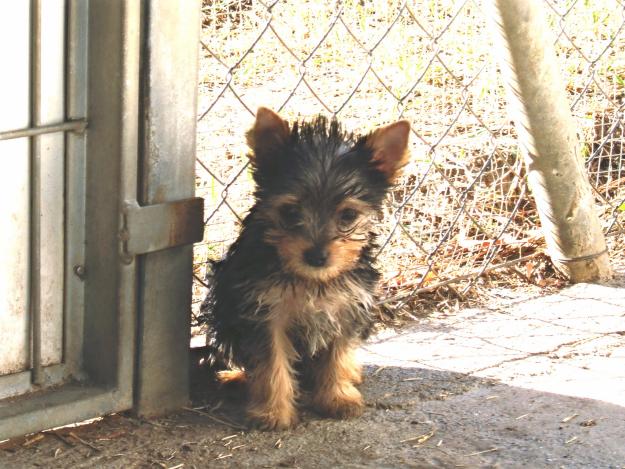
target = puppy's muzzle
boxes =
[303,245,329,267]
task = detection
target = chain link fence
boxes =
[193,0,625,327]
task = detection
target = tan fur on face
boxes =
[310,340,364,418]
[326,237,367,275]
[247,316,299,430]
[262,196,374,282]
[270,236,367,282]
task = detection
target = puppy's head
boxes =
[247,107,410,282]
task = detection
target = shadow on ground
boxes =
[1,363,624,468]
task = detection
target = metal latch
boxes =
[120,197,204,263]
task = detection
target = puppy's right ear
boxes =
[246,107,290,162]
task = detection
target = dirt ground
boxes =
[2,268,624,468]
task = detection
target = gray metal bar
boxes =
[82,0,130,390]
[0,119,87,141]
[64,0,88,377]
[30,0,43,386]
[134,0,201,416]
[0,386,118,440]
[37,0,66,371]
[82,0,139,401]
[115,0,141,404]
[0,364,74,401]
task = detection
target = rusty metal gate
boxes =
[0,0,201,440]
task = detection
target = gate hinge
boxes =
[120,197,204,263]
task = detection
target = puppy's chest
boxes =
[258,279,374,355]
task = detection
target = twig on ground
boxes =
[465,447,498,457]
[182,406,246,430]
[68,432,101,452]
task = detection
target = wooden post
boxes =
[487,0,612,282]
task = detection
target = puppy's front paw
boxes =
[248,405,299,431]
[313,384,364,419]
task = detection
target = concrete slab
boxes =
[359,277,625,409]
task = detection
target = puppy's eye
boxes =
[278,204,301,228]
[338,208,359,226]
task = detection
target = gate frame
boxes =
[0,0,201,439]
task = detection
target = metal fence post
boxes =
[487,0,613,282]
[133,0,201,415]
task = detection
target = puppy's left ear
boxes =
[366,120,411,182]
[246,107,290,163]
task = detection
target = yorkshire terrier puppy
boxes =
[202,107,410,430]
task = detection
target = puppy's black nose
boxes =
[304,247,329,267]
